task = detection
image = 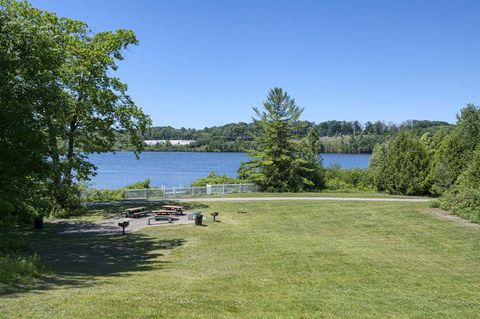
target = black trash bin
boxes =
[33,216,44,229]
[194,214,203,226]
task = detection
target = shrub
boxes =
[324,166,375,192]
[81,179,151,202]
[370,131,430,196]
[438,187,480,223]
[191,172,246,187]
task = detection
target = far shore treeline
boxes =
[1,0,479,228]
[124,119,453,153]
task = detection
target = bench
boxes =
[148,216,172,225]
[152,210,174,216]
[124,207,149,218]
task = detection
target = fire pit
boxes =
[118,221,130,235]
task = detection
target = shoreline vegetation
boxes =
[114,120,454,154]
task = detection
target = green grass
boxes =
[1,200,479,318]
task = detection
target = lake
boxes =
[87,152,371,189]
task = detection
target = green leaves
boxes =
[0,0,151,218]
[431,105,480,195]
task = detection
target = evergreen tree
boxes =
[371,132,430,195]
[457,147,480,190]
[432,105,480,194]
[241,88,324,192]
[369,143,390,192]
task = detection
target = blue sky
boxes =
[31,0,480,128]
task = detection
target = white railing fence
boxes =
[125,183,257,199]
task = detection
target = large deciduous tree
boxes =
[0,0,65,224]
[1,0,151,221]
[240,88,324,192]
[47,19,151,208]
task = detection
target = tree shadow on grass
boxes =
[0,222,186,296]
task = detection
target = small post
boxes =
[222,183,225,194]
[144,188,147,199]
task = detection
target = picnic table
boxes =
[158,205,184,215]
[124,207,148,218]
[152,209,174,216]
[162,205,184,213]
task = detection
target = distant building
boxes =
[144,139,195,146]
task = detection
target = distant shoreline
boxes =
[112,149,373,155]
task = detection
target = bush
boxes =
[437,187,480,223]
[324,166,375,192]
[370,131,430,196]
[81,179,151,202]
[191,172,246,187]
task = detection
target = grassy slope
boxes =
[1,200,479,318]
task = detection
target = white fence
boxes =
[125,183,257,199]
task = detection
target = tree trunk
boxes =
[64,119,76,187]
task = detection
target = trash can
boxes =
[33,216,44,229]
[194,213,203,226]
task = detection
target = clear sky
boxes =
[31,0,480,128]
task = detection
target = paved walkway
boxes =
[178,196,431,203]
[57,214,193,235]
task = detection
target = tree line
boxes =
[369,105,480,222]
[234,88,479,223]
[135,119,451,153]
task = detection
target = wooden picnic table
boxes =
[124,207,148,218]
[125,207,147,213]
[152,210,173,216]
[162,205,184,211]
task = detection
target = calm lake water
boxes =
[87,152,371,189]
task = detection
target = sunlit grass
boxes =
[1,200,479,318]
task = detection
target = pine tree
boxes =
[241,88,324,192]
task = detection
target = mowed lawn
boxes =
[1,200,479,318]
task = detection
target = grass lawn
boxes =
[1,200,479,318]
